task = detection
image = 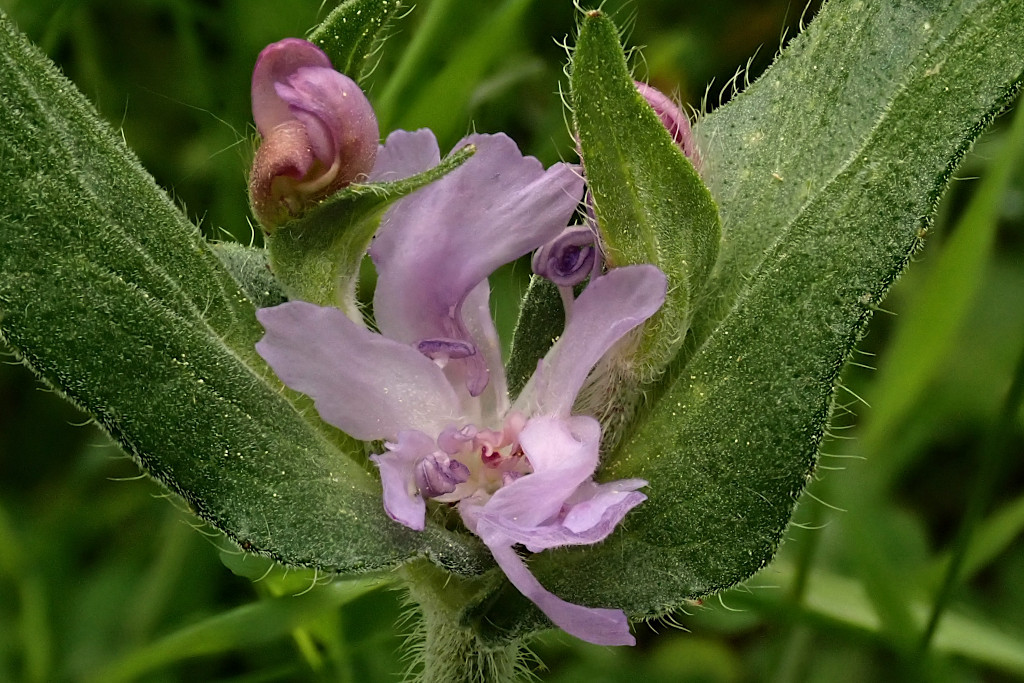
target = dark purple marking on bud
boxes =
[416,337,476,362]
[532,225,600,287]
[415,453,471,498]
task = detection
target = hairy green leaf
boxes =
[309,0,406,83]
[0,11,486,577]
[264,145,474,315]
[506,275,563,399]
[210,243,286,310]
[572,10,721,381]
[477,0,1024,639]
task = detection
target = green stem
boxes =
[400,560,525,683]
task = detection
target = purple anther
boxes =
[416,338,476,362]
[532,225,600,287]
[414,452,471,498]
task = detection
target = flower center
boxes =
[419,412,528,502]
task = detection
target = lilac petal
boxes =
[274,66,378,174]
[255,301,461,440]
[367,128,441,183]
[515,265,667,417]
[634,81,701,168]
[471,417,647,552]
[252,38,333,135]
[371,133,584,394]
[522,484,647,553]
[370,430,436,531]
[479,416,601,530]
[488,541,635,646]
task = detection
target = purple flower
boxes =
[249,38,379,227]
[255,127,667,646]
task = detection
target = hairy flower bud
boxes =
[634,81,701,168]
[249,38,379,228]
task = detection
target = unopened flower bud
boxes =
[532,225,600,287]
[249,38,379,228]
[634,81,700,168]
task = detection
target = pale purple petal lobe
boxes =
[488,542,636,646]
[255,301,461,440]
[371,430,437,531]
[469,417,646,552]
[371,133,584,396]
[367,128,442,183]
[516,265,667,417]
[481,416,600,529]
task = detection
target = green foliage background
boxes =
[0,0,1022,681]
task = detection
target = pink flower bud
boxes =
[634,81,701,169]
[249,38,379,228]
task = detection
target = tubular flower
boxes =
[249,38,379,228]
[255,128,668,646]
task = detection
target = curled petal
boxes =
[515,265,667,417]
[458,507,635,647]
[522,481,647,553]
[250,38,378,227]
[490,543,635,646]
[635,81,701,168]
[469,417,646,552]
[371,132,584,398]
[532,225,600,287]
[474,416,600,531]
[255,301,461,440]
[371,430,436,531]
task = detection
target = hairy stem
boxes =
[400,560,526,683]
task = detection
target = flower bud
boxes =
[531,225,600,287]
[634,81,701,168]
[249,38,379,229]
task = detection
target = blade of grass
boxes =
[731,562,1024,678]
[91,579,382,683]
[387,0,533,147]
[374,0,458,128]
[931,490,1024,586]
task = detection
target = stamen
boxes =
[416,338,476,365]
[415,452,471,498]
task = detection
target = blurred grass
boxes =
[0,0,1022,681]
